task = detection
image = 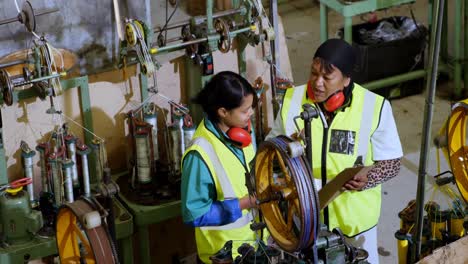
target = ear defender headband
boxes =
[226,120,252,148]
[306,80,345,112]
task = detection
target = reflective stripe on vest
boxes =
[200,211,253,231]
[356,91,377,161]
[192,137,253,231]
[283,84,307,137]
[279,84,384,236]
[191,137,236,198]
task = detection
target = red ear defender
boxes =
[323,90,345,112]
[306,80,345,112]
[226,120,252,148]
[306,80,315,101]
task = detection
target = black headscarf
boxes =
[313,38,356,77]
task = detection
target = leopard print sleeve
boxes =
[363,158,401,190]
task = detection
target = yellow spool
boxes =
[431,221,446,240]
[450,215,465,237]
[395,231,409,264]
[5,186,23,195]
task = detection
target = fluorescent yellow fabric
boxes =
[280,84,384,236]
[183,119,256,263]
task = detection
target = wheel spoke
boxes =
[254,137,319,252]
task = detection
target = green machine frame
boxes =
[319,0,468,97]
[0,76,134,263]
[114,0,268,263]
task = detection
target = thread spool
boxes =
[169,125,182,176]
[183,126,195,151]
[174,115,185,151]
[395,230,411,264]
[48,156,62,206]
[135,134,151,184]
[428,211,449,240]
[61,159,75,203]
[21,150,36,205]
[263,27,276,41]
[35,144,49,193]
[65,136,79,187]
[90,141,103,183]
[144,110,159,160]
[82,211,102,229]
[78,147,91,198]
[287,141,304,158]
[450,211,465,237]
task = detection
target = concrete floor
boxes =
[278,0,461,263]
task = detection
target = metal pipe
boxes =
[206,0,214,34]
[34,8,60,17]
[153,7,244,33]
[0,8,59,26]
[364,70,427,91]
[454,0,462,97]
[0,60,27,70]
[300,104,319,170]
[465,0,468,94]
[13,72,61,87]
[153,26,252,54]
[112,0,124,41]
[270,0,280,80]
[269,0,279,118]
[411,0,445,261]
[320,3,328,42]
[0,17,19,25]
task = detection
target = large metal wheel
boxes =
[0,69,13,106]
[56,198,118,264]
[443,99,468,202]
[254,136,320,252]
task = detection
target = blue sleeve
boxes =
[181,151,243,226]
[188,199,242,227]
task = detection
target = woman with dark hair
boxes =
[268,39,402,264]
[181,71,260,263]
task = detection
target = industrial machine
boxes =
[111,1,280,262]
[0,2,135,263]
[203,100,370,263]
[205,134,370,263]
[394,99,468,263]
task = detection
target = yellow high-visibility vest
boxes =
[182,119,256,263]
[280,83,384,237]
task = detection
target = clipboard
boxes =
[318,166,366,210]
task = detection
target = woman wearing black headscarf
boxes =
[268,38,403,263]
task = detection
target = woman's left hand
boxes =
[343,166,372,191]
[239,195,258,210]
